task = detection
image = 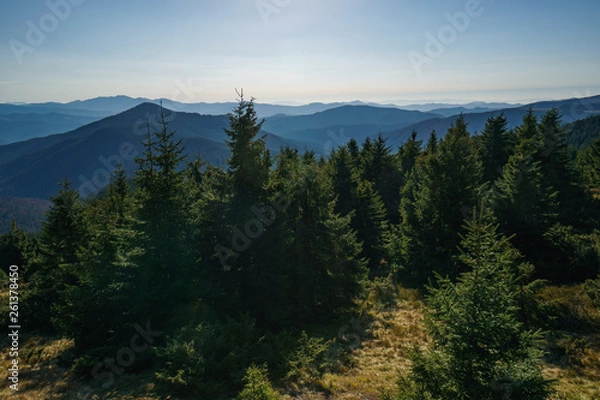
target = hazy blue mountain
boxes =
[0,113,100,144]
[0,97,413,144]
[428,107,500,117]
[262,105,442,140]
[401,101,520,112]
[0,103,308,199]
[0,96,523,145]
[385,95,600,148]
[2,95,599,201]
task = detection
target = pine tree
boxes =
[0,221,29,270]
[516,108,541,145]
[424,130,438,155]
[402,201,553,400]
[577,137,600,189]
[330,146,390,274]
[354,180,389,275]
[27,179,87,331]
[480,113,509,182]
[396,116,482,283]
[60,166,141,352]
[283,160,368,322]
[330,146,358,217]
[134,104,192,318]
[225,90,270,201]
[492,152,558,236]
[360,135,403,224]
[397,131,422,178]
[537,108,582,224]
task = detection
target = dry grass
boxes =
[312,287,428,399]
[0,335,166,399]
[0,336,75,399]
[3,284,600,399]
[545,333,600,400]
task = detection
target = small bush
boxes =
[155,314,262,398]
[286,331,332,390]
[237,364,282,400]
[542,225,600,282]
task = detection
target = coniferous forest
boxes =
[2,95,600,399]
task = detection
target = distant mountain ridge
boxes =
[1,94,599,204]
[0,96,518,144]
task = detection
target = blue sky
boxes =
[1,0,599,104]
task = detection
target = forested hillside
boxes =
[2,96,600,399]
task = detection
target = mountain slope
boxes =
[0,103,302,199]
[0,113,99,144]
[385,95,600,147]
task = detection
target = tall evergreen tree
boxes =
[396,116,482,283]
[330,145,390,274]
[577,137,600,189]
[360,135,403,224]
[134,104,192,318]
[279,159,368,323]
[0,221,29,271]
[397,131,422,178]
[480,113,509,182]
[537,108,583,224]
[59,166,140,351]
[225,90,271,201]
[402,202,553,400]
[27,179,87,331]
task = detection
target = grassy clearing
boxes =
[2,284,600,399]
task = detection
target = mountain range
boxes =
[1,94,599,232]
[0,96,523,145]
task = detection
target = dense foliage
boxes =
[3,98,600,398]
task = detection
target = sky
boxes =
[1,0,599,105]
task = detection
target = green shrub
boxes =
[542,224,600,282]
[155,314,262,398]
[401,204,553,399]
[236,364,282,400]
[285,331,331,390]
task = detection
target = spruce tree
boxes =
[492,152,558,236]
[61,166,141,352]
[360,135,403,224]
[397,131,422,178]
[396,116,482,283]
[330,145,390,275]
[330,146,358,217]
[577,138,600,189]
[283,159,368,322]
[225,90,270,201]
[0,221,29,271]
[402,202,553,400]
[480,113,509,182]
[354,180,389,275]
[134,104,191,318]
[538,108,582,224]
[27,179,87,331]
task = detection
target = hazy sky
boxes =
[1,0,599,104]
